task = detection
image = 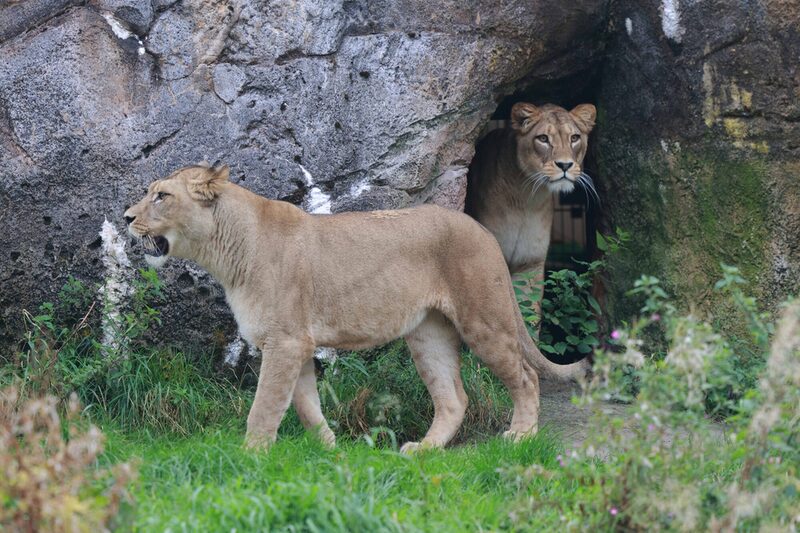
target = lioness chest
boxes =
[483,202,553,272]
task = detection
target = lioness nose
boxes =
[124,215,135,224]
[555,161,573,172]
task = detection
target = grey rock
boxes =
[212,63,246,103]
[89,0,154,34]
[595,0,800,322]
[11,0,795,356]
[0,0,609,351]
[0,0,79,44]
[145,8,195,80]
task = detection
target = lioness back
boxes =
[303,204,510,349]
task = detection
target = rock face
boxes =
[595,0,800,333]
[3,0,798,355]
[0,0,609,351]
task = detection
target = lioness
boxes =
[466,102,597,320]
[124,164,588,451]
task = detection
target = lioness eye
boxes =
[571,134,581,143]
[536,135,549,143]
[154,191,169,202]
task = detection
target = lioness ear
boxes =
[187,165,229,201]
[570,104,597,133]
[511,103,541,134]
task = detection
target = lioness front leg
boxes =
[292,358,336,447]
[245,337,311,450]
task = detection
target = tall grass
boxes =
[316,342,512,445]
[502,270,800,531]
[5,272,252,435]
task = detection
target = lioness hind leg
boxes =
[464,332,540,439]
[245,337,311,450]
[401,311,467,454]
[293,358,336,447]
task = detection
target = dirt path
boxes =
[538,380,728,451]
[538,380,628,450]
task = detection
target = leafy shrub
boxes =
[0,386,134,532]
[539,263,603,359]
[516,229,629,361]
[506,268,799,531]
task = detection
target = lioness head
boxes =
[123,164,229,268]
[510,102,596,195]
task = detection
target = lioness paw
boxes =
[318,427,336,449]
[400,441,423,454]
[502,428,537,442]
[244,433,275,451]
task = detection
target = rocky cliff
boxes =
[0,0,608,351]
[596,0,800,332]
[2,0,798,354]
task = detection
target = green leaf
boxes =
[587,295,602,315]
[577,343,592,353]
[596,231,608,252]
[583,321,599,333]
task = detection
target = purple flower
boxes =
[611,330,621,340]
[647,424,656,432]
[610,507,618,516]
[650,313,661,322]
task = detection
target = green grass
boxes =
[100,427,568,532]
[318,344,512,445]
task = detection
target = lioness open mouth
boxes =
[142,235,169,257]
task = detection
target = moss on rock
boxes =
[600,143,771,342]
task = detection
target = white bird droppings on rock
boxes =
[660,0,684,43]
[300,164,332,214]
[315,347,337,361]
[224,336,246,366]
[350,179,371,198]
[98,219,133,356]
[101,12,147,56]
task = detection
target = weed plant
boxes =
[316,343,511,446]
[516,229,629,362]
[6,270,250,435]
[0,387,134,532]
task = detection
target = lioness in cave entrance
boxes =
[466,102,598,322]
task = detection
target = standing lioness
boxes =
[466,102,597,322]
[124,164,588,451]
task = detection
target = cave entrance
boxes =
[467,70,603,364]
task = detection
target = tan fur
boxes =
[466,102,597,320]
[124,164,589,451]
